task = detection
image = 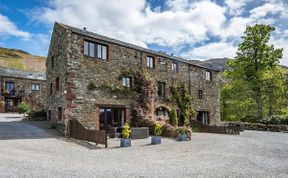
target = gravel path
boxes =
[0,113,287,178]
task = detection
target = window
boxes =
[122,77,132,88]
[55,77,60,91]
[5,82,14,93]
[84,40,108,60]
[147,56,155,68]
[205,71,212,81]
[50,83,53,95]
[32,84,40,91]
[197,111,210,125]
[198,90,203,99]
[158,82,165,97]
[58,107,62,120]
[51,56,54,68]
[172,62,178,73]
[27,73,33,78]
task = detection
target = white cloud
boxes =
[224,0,251,15]
[0,13,31,39]
[29,0,288,65]
[250,2,285,19]
[183,42,237,60]
[33,0,226,48]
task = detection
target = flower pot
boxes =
[151,136,161,145]
[120,138,131,147]
[177,134,188,141]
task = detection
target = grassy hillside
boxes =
[0,47,46,72]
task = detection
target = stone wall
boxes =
[47,23,221,130]
[45,24,70,121]
[0,76,46,111]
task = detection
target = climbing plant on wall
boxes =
[170,82,195,126]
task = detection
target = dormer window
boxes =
[27,73,33,78]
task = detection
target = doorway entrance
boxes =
[99,108,125,133]
[197,111,210,125]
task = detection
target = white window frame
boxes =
[205,71,212,81]
[122,77,131,88]
[32,84,40,91]
[172,62,178,73]
[147,56,155,68]
[84,41,108,60]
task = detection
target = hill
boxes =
[0,47,46,72]
[192,58,228,71]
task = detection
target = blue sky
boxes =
[0,0,287,66]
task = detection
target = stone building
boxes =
[0,67,46,112]
[46,22,220,131]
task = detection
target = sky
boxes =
[0,0,287,66]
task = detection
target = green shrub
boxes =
[170,107,178,126]
[179,127,187,135]
[121,123,131,139]
[50,121,57,129]
[16,102,32,115]
[29,110,46,117]
[154,123,163,136]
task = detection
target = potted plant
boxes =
[120,123,131,147]
[151,123,162,145]
[177,127,188,141]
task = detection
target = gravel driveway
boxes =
[0,113,287,178]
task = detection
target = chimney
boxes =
[83,27,86,31]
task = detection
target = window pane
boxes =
[147,57,150,67]
[97,45,102,58]
[84,41,89,55]
[102,46,107,59]
[89,43,95,57]
[36,85,40,91]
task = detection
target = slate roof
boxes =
[57,22,219,72]
[0,67,46,80]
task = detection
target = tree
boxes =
[224,24,283,121]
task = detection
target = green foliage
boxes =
[121,123,131,139]
[17,102,32,115]
[28,110,46,120]
[170,107,178,126]
[170,83,195,126]
[50,121,57,129]
[154,123,163,136]
[87,83,97,91]
[178,127,188,135]
[223,24,284,122]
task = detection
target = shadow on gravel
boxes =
[0,119,59,141]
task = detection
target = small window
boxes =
[51,56,54,68]
[56,77,60,91]
[198,90,203,99]
[122,77,132,88]
[27,73,33,78]
[84,40,108,60]
[147,56,155,68]
[158,82,165,97]
[205,71,212,81]
[58,107,62,120]
[5,82,14,93]
[172,62,178,73]
[32,84,40,91]
[50,83,53,95]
